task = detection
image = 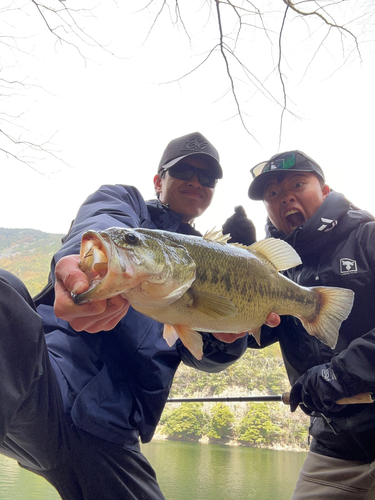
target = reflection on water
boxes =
[0,441,307,499]
[142,440,306,500]
[0,454,60,499]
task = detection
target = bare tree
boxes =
[0,0,112,172]
[137,0,375,144]
[1,0,374,168]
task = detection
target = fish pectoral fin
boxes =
[163,324,204,360]
[250,328,262,346]
[171,325,204,360]
[250,239,302,271]
[189,290,238,319]
[163,324,180,347]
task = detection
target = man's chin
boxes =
[211,332,248,343]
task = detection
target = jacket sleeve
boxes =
[330,222,375,395]
[51,184,150,280]
[331,328,375,396]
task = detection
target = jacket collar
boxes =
[146,199,202,236]
[267,191,374,255]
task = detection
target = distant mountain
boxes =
[0,228,64,297]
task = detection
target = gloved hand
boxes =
[290,364,348,414]
[222,206,256,246]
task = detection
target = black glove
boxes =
[289,364,348,414]
[222,206,256,246]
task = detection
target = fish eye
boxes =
[125,233,139,245]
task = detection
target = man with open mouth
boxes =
[246,150,375,499]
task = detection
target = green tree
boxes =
[162,403,207,441]
[207,403,235,441]
[238,403,281,446]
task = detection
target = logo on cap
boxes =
[183,137,209,153]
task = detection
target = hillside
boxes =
[0,227,64,297]
[0,227,310,450]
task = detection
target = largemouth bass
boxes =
[73,227,354,360]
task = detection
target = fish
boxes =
[72,227,354,360]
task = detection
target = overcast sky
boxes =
[1,1,374,240]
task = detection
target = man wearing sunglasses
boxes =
[0,132,255,500]
[246,150,375,499]
[153,133,220,225]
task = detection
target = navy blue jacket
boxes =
[38,185,248,447]
[248,191,375,461]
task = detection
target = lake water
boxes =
[0,440,307,499]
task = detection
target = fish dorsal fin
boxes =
[250,239,302,271]
[204,229,231,245]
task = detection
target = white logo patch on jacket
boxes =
[340,258,358,275]
[317,218,338,232]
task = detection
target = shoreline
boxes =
[152,431,308,453]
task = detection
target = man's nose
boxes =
[280,191,295,204]
[187,173,202,187]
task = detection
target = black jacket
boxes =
[248,191,375,461]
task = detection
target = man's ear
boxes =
[154,174,162,194]
[322,184,330,200]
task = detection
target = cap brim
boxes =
[161,153,223,179]
[248,171,275,200]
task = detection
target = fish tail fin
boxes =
[300,287,354,349]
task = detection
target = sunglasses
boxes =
[165,163,217,188]
[251,152,296,178]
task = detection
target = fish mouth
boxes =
[73,230,127,304]
[79,232,110,284]
[285,209,305,232]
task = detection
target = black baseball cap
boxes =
[158,132,223,179]
[248,150,325,200]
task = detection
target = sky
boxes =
[1,1,375,240]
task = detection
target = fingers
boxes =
[264,312,281,328]
[55,255,89,295]
[54,255,130,333]
[234,205,247,216]
[70,296,130,333]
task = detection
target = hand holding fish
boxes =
[54,255,130,333]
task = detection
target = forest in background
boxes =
[0,227,310,451]
[0,228,64,297]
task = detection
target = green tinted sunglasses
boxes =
[251,152,296,179]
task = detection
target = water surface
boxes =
[0,441,307,499]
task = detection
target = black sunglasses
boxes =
[164,163,217,188]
